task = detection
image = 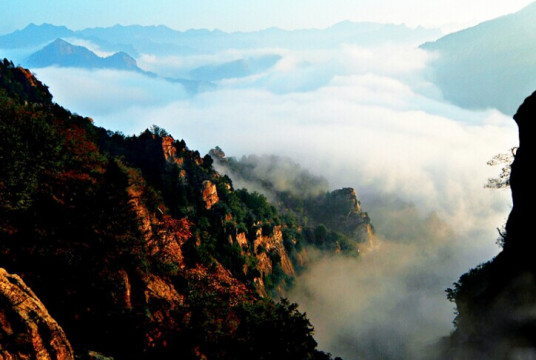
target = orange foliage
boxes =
[187,264,252,307]
[161,215,192,242]
[16,67,38,87]
[53,123,105,185]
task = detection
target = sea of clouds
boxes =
[26,39,518,359]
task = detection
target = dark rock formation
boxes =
[0,268,74,360]
[504,91,536,255]
[440,91,536,359]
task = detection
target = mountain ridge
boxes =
[0,58,360,359]
[0,21,441,55]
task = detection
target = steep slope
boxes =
[0,59,340,360]
[438,90,536,359]
[421,2,536,115]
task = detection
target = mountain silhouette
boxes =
[421,2,536,115]
[26,38,142,71]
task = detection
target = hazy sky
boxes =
[1,0,534,34]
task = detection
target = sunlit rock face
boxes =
[201,180,219,210]
[0,268,75,360]
[253,225,296,296]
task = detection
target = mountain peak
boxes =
[26,38,99,68]
[25,38,141,72]
[49,37,76,49]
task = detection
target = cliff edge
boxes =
[440,91,536,359]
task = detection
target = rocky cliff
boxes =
[0,268,74,360]
[0,59,340,360]
[439,91,536,359]
[209,148,375,258]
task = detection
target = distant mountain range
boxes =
[18,37,282,91]
[0,22,440,93]
[20,37,216,93]
[421,2,536,115]
[0,22,441,56]
[5,7,536,115]
[0,23,73,49]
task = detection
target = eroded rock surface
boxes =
[0,268,74,360]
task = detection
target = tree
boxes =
[485,147,517,189]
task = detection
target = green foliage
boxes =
[445,259,494,328]
[0,94,63,211]
[149,124,169,137]
[224,298,336,360]
[268,248,282,265]
[236,189,278,221]
[211,149,369,259]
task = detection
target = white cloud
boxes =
[33,41,519,359]
[32,67,188,123]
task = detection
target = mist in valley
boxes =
[4,25,519,359]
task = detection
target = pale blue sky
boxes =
[1,0,534,34]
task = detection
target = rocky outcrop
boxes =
[161,136,178,161]
[307,187,375,246]
[161,135,185,167]
[253,226,295,278]
[252,225,295,296]
[0,268,74,360]
[125,165,190,268]
[201,180,219,209]
[229,225,297,297]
